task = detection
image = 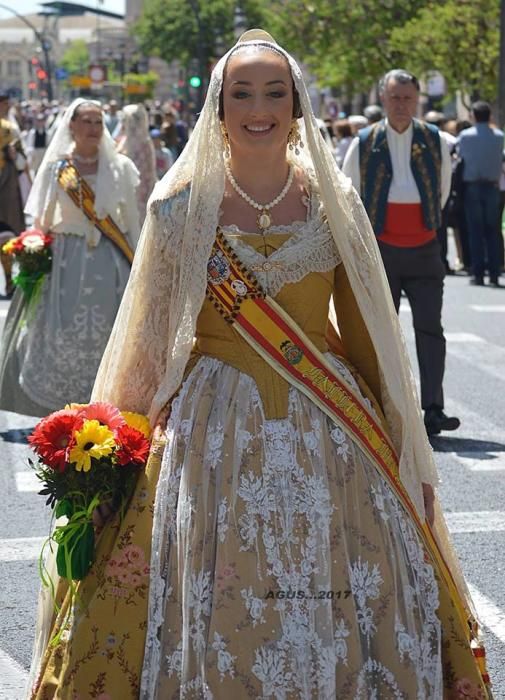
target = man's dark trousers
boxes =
[378,238,446,410]
[464,181,501,279]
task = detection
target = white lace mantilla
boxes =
[221,195,341,297]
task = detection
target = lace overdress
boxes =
[30,203,488,700]
[140,211,445,699]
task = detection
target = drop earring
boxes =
[287,119,304,155]
[220,122,231,158]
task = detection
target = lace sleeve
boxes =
[91,188,189,414]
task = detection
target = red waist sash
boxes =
[379,202,436,247]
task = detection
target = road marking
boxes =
[443,398,499,441]
[0,647,28,698]
[444,332,485,343]
[470,305,505,313]
[446,337,505,384]
[0,536,46,562]
[467,583,505,645]
[452,452,505,472]
[15,471,40,492]
[0,308,7,318]
[444,511,505,533]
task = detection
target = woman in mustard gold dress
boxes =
[27,31,492,699]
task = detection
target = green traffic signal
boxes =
[189,75,202,88]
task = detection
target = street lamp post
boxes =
[0,2,53,100]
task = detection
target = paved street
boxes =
[0,261,505,698]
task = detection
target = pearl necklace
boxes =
[72,152,99,165]
[224,159,294,230]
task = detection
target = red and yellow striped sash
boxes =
[206,228,490,690]
[57,160,134,265]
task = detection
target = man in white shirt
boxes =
[343,69,459,436]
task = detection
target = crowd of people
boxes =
[0,94,188,299]
[323,100,505,286]
[0,28,499,699]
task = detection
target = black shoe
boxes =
[424,407,461,436]
[470,276,485,286]
[489,276,501,287]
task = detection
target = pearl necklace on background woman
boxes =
[224,159,294,231]
[72,152,99,165]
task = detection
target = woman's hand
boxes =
[153,403,171,439]
[422,482,435,527]
[92,501,114,530]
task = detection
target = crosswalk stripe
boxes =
[470,305,505,313]
[444,398,498,438]
[467,583,505,645]
[0,647,28,698]
[445,332,485,343]
[452,452,505,472]
[15,471,40,492]
[446,338,505,383]
[0,537,46,562]
[444,511,505,534]
[0,309,7,318]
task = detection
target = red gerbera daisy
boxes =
[12,237,25,253]
[115,425,150,467]
[28,408,81,472]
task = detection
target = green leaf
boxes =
[55,522,95,581]
[55,499,73,519]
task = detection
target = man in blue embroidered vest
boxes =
[343,69,459,436]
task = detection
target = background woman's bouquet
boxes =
[28,402,151,584]
[2,228,52,303]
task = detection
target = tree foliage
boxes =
[389,0,500,102]
[265,0,430,92]
[134,0,501,103]
[123,71,160,101]
[134,0,267,73]
[59,39,89,75]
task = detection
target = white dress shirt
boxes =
[342,120,452,208]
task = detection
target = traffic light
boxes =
[36,68,48,81]
[189,75,201,88]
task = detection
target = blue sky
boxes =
[0,0,125,19]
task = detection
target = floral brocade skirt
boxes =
[31,356,489,699]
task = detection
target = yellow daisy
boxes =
[68,419,115,472]
[2,239,15,255]
[121,411,152,439]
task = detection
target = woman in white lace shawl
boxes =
[0,99,140,418]
[27,32,492,700]
[117,103,157,220]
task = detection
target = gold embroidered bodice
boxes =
[191,232,382,420]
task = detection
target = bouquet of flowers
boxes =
[29,402,151,583]
[2,228,52,302]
